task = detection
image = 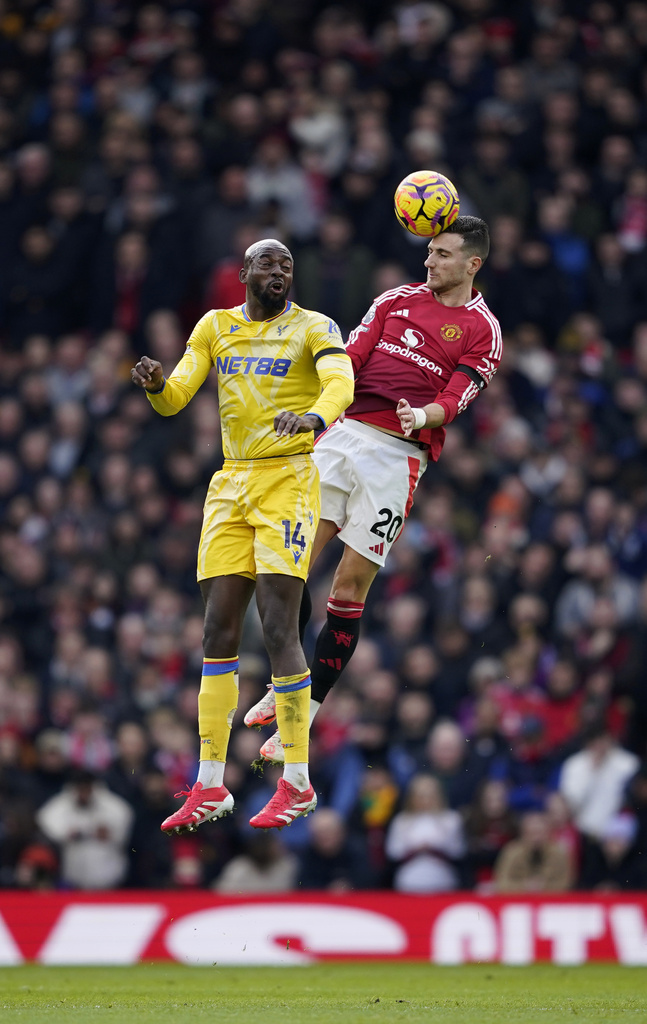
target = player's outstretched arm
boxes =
[274,412,324,437]
[132,314,214,416]
[131,355,164,392]
[396,398,445,436]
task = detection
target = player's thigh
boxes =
[313,422,355,530]
[340,444,426,567]
[197,468,256,582]
[310,517,341,570]
[247,456,321,581]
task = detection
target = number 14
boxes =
[282,520,306,551]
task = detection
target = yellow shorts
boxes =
[197,454,320,582]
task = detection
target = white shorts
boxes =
[313,418,428,566]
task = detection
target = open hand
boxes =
[396,398,416,437]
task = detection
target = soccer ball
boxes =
[394,170,460,237]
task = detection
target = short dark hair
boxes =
[443,215,490,262]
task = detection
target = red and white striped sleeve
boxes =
[435,298,503,424]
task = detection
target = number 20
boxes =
[370,508,403,543]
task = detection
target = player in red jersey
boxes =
[245,216,503,761]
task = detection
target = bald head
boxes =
[240,238,294,313]
[243,238,293,268]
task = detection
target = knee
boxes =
[330,582,360,604]
[261,616,296,660]
[329,574,367,605]
[202,616,238,658]
[330,553,376,605]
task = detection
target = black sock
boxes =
[310,598,364,705]
[298,583,312,645]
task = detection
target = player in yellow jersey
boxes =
[130,239,354,832]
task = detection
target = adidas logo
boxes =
[369,542,384,556]
[320,657,342,670]
[192,800,223,819]
[276,801,313,824]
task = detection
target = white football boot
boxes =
[244,684,277,728]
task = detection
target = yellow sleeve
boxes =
[305,317,354,427]
[146,312,215,417]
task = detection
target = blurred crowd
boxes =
[2,0,647,895]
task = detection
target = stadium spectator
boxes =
[577,812,645,891]
[203,223,259,312]
[460,136,529,226]
[215,833,297,893]
[494,810,573,893]
[545,791,581,883]
[247,135,320,241]
[292,212,376,335]
[36,769,133,889]
[194,165,256,277]
[298,807,372,891]
[425,719,489,811]
[463,779,518,890]
[385,773,465,893]
[558,723,639,841]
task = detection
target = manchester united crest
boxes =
[440,323,463,342]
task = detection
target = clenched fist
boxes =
[131,356,164,392]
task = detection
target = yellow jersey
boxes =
[146,300,354,461]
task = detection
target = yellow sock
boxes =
[198,657,239,762]
[272,671,311,763]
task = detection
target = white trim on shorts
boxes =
[313,418,427,566]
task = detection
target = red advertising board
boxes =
[1,892,647,966]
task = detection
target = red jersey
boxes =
[345,282,502,461]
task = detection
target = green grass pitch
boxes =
[1,963,646,1024]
